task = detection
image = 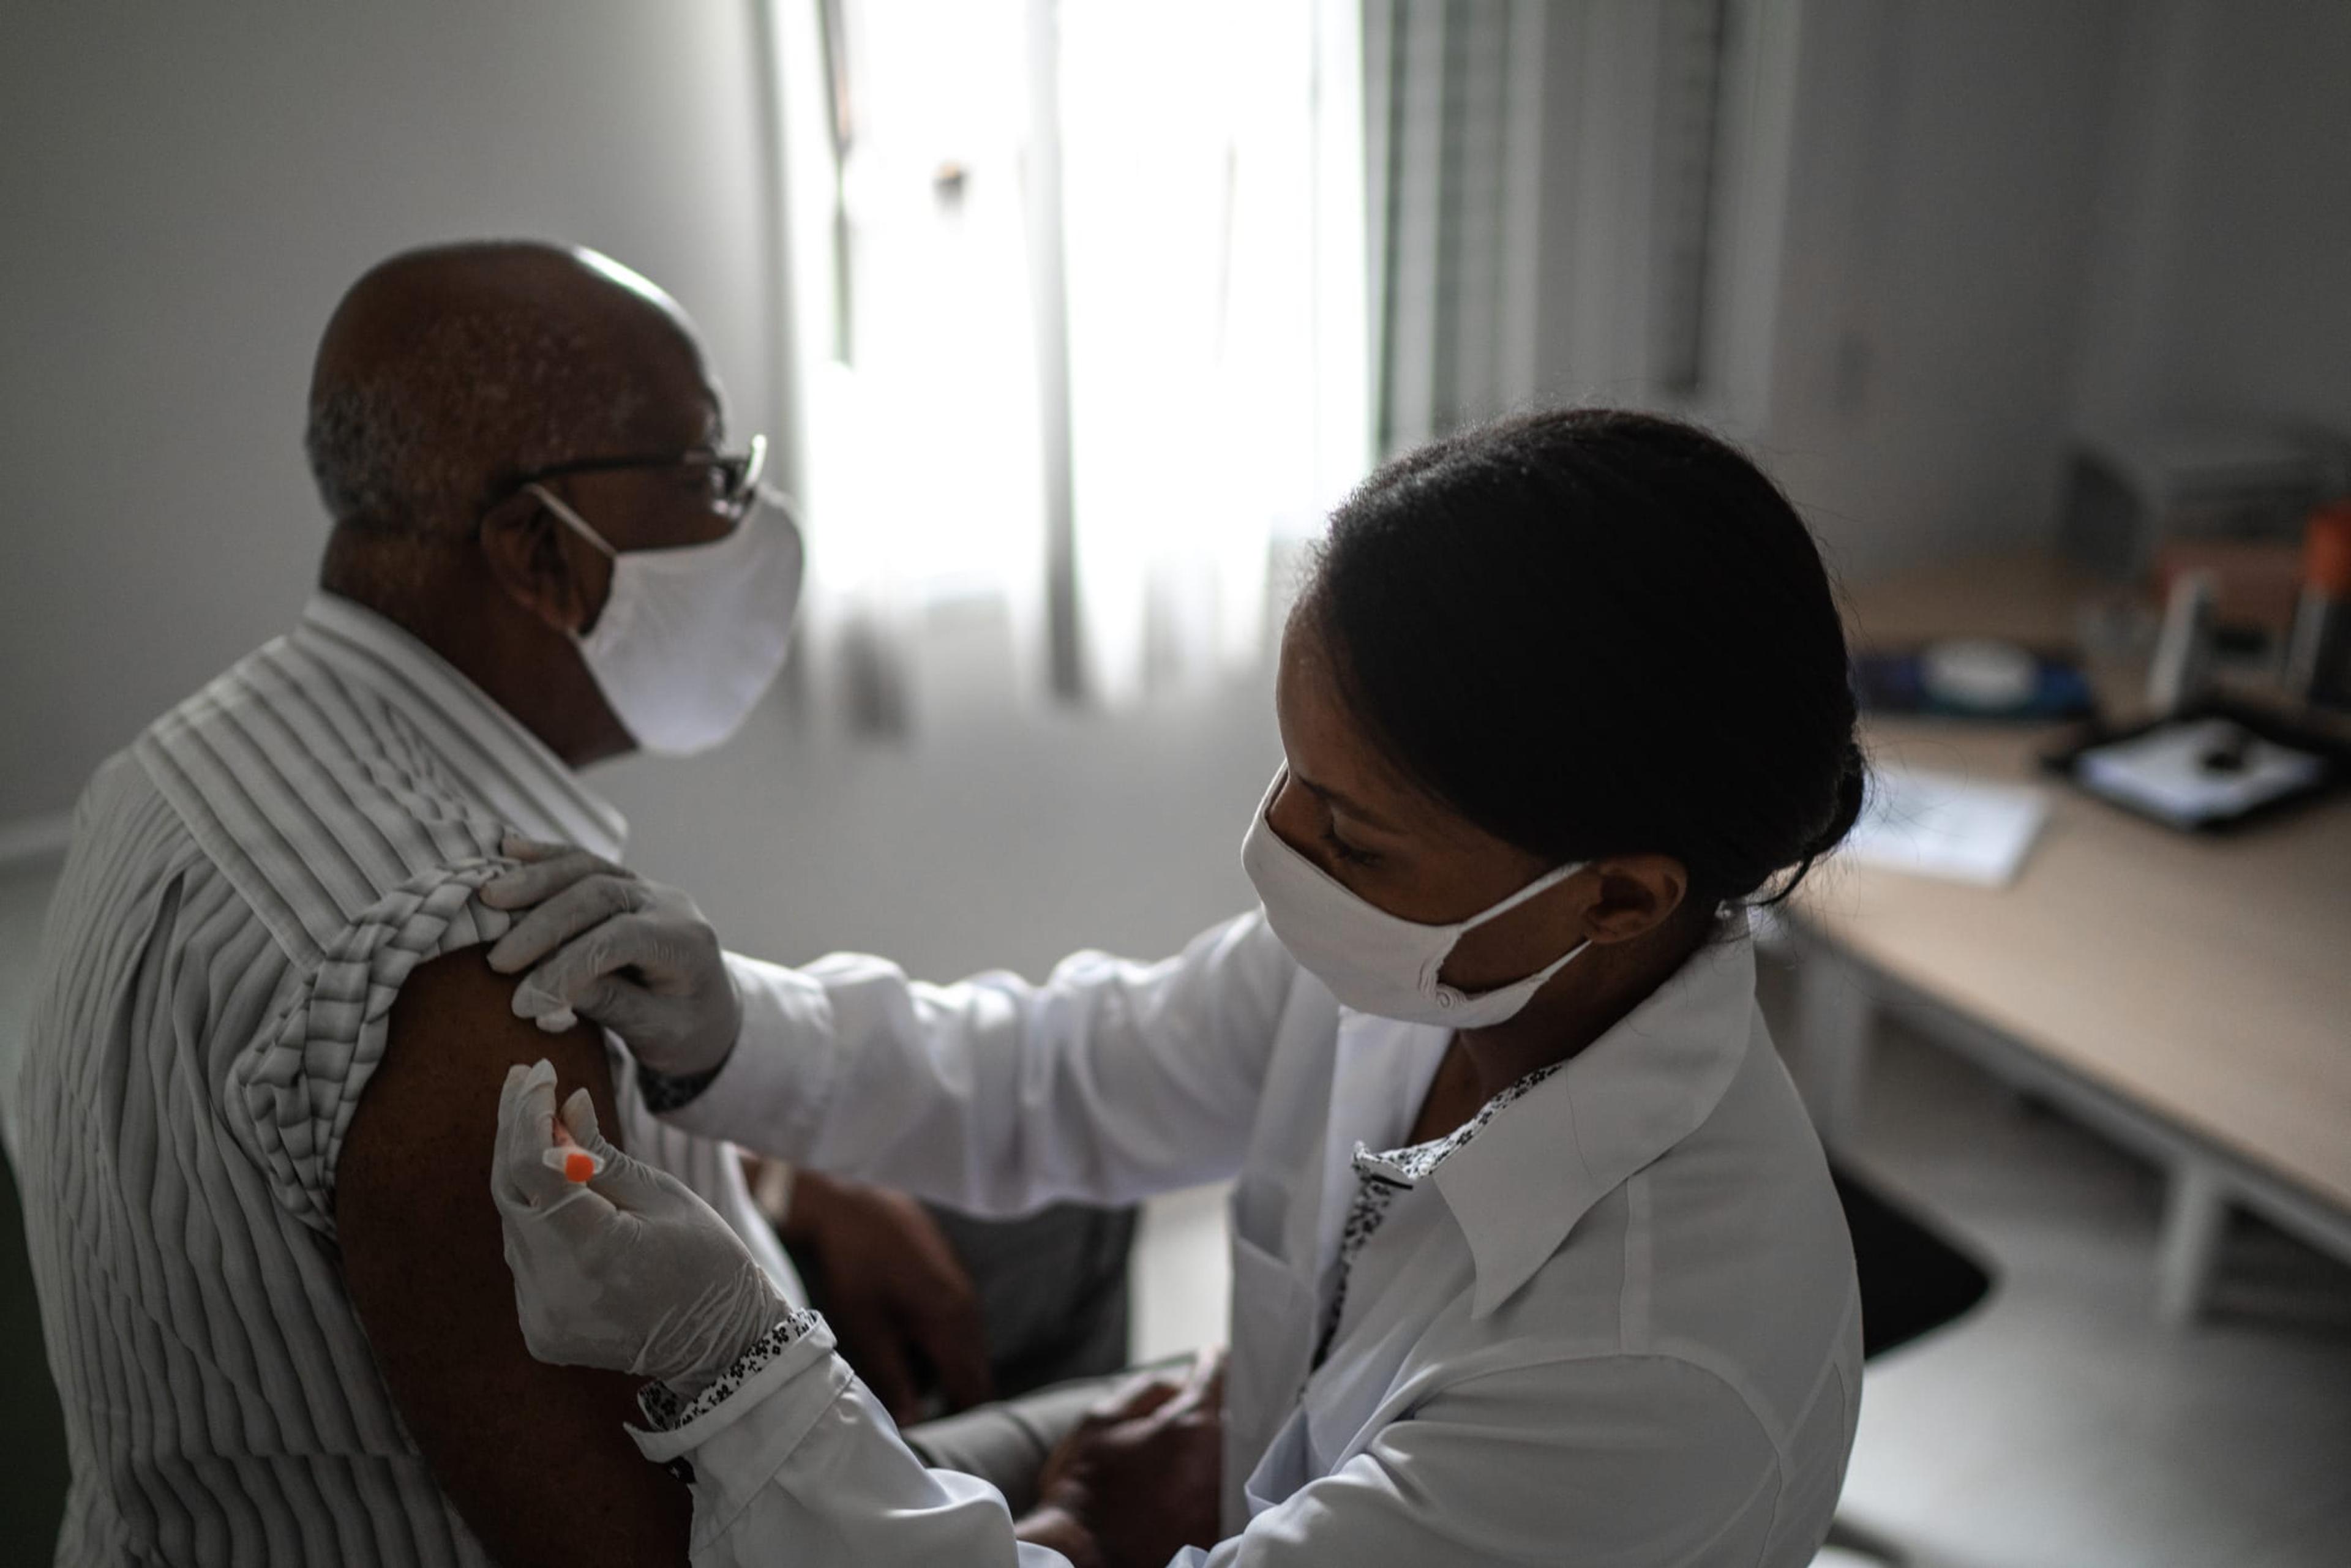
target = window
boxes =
[768,0,1371,715]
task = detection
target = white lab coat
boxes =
[643,910,1861,1566]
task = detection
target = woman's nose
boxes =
[1262,773,1329,866]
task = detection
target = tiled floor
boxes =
[1815,1006,2351,1568]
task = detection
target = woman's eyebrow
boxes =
[1295,773,1407,835]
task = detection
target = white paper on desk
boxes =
[1842,767,2049,887]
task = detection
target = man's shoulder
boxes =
[73,743,177,844]
[129,632,508,966]
[42,746,214,955]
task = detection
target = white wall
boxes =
[0,1,781,826]
[601,670,1278,984]
[1757,0,2139,582]
[1513,1,2149,583]
[2074,0,2351,441]
[0,1,1275,980]
[1758,0,2351,585]
[13,1,2349,980]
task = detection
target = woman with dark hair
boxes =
[485,410,1865,1567]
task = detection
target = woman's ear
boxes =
[1580,854,1692,944]
[479,487,608,637]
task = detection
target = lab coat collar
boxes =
[1431,917,1759,1320]
[291,593,629,861]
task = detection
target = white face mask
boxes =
[1240,771,1591,1027]
[530,485,804,756]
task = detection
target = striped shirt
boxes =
[9,593,801,1567]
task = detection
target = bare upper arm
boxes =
[336,946,691,1568]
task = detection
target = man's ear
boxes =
[1580,854,1692,945]
[479,487,609,637]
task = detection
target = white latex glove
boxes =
[481,835,743,1077]
[493,1059,787,1390]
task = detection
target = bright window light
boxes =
[777,0,1369,707]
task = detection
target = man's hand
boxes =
[771,1167,996,1424]
[1019,1350,1226,1568]
[480,835,741,1076]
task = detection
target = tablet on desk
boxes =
[2044,702,2347,831]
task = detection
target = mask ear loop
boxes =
[1445,930,1597,1008]
[1422,858,1592,1001]
[525,483,626,649]
[526,483,619,559]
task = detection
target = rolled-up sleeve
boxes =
[635,1314,1074,1568]
[228,858,518,1235]
[662,910,1300,1216]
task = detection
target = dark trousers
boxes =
[860,1200,1141,1514]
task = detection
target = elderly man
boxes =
[12,241,1131,1567]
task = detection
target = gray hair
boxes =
[305,308,650,537]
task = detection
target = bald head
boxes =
[306,241,716,538]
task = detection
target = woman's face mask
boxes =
[531,484,804,756]
[1241,770,1591,1028]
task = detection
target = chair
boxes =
[1823,1163,1996,1564]
[1837,1164,1994,1358]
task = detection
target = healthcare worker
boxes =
[486,409,1867,1567]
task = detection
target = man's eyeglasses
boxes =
[512,433,768,519]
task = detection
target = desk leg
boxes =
[1793,943,1874,1150]
[2155,1161,2228,1327]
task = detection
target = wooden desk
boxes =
[1786,553,2351,1324]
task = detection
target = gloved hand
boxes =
[493,1059,787,1390]
[481,835,743,1078]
